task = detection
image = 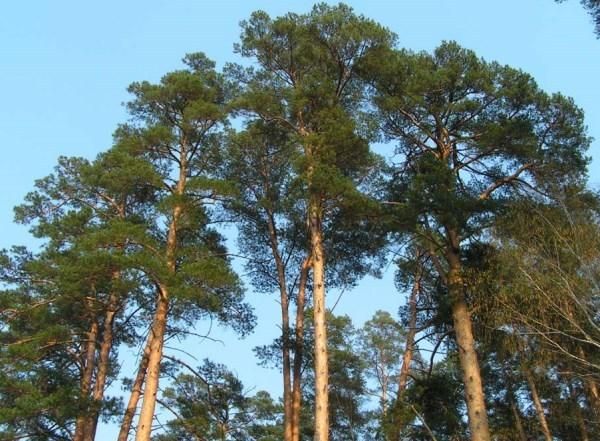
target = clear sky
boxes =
[1,0,599,438]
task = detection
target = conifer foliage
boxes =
[0,3,597,441]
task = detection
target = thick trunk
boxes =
[117,336,152,441]
[310,198,328,441]
[74,317,99,441]
[451,298,490,441]
[291,257,310,441]
[524,368,553,441]
[135,287,169,441]
[84,277,121,441]
[446,241,490,441]
[266,213,293,441]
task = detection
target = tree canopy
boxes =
[0,3,597,441]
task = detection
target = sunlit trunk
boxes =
[84,275,120,441]
[310,196,329,441]
[446,234,491,441]
[117,335,152,441]
[135,149,186,441]
[134,288,169,441]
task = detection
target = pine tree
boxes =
[232,6,394,439]
[367,41,590,441]
[1,149,157,440]
[113,53,254,441]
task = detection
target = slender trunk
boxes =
[74,317,99,441]
[578,347,600,416]
[507,383,527,441]
[135,149,186,441]
[585,379,600,416]
[135,286,169,441]
[310,196,328,441]
[281,299,293,441]
[117,335,152,441]
[446,236,490,441]
[292,257,311,441]
[510,402,527,441]
[524,368,553,441]
[569,382,590,441]
[84,278,121,441]
[379,367,389,433]
[397,273,419,394]
[575,408,590,441]
[392,255,421,441]
[265,212,293,441]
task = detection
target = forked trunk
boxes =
[310,197,328,441]
[292,257,311,441]
[84,277,121,441]
[446,239,490,441]
[134,287,169,441]
[524,368,553,441]
[135,152,186,441]
[117,335,152,441]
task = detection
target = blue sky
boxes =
[1,0,599,437]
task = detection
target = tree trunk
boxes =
[510,402,528,441]
[73,317,99,441]
[397,268,419,394]
[117,335,152,441]
[392,253,422,441]
[446,238,491,441]
[569,382,590,441]
[524,368,553,441]
[134,286,169,441]
[265,212,293,441]
[292,257,311,441]
[507,383,528,441]
[310,196,329,441]
[281,291,293,441]
[84,279,120,441]
[585,379,600,416]
[578,347,600,416]
[135,150,186,441]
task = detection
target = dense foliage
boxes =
[1,3,597,441]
